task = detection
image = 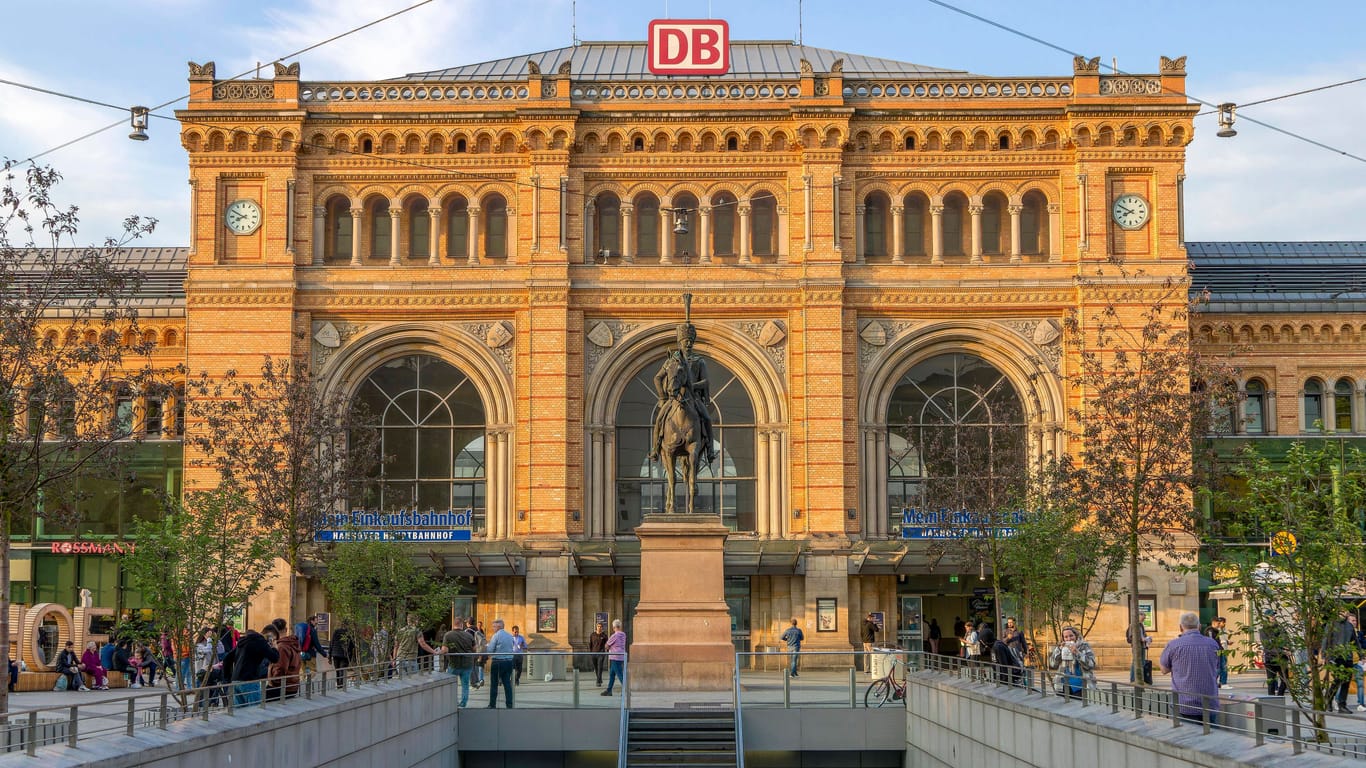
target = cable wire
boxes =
[923,0,1366,164]
[1194,75,1366,117]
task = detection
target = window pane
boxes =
[453,430,485,478]
[943,205,963,255]
[752,199,774,256]
[371,209,391,256]
[411,211,430,258]
[384,427,418,479]
[1243,396,1264,434]
[447,209,468,258]
[904,202,925,255]
[418,428,452,477]
[713,206,735,255]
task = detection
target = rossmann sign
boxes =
[647,19,730,75]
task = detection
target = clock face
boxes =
[1111,194,1150,230]
[224,199,262,235]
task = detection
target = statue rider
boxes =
[649,322,716,466]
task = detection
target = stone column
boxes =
[862,426,878,537]
[584,200,596,264]
[349,207,363,266]
[968,203,984,264]
[755,430,771,537]
[467,205,481,265]
[738,203,752,264]
[589,428,605,538]
[388,207,402,265]
[874,426,888,537]
[506,206,517,263]
[1266,389,1279,435]
[930,204,944,265]
[621,203,635,263]
[854,204,866,262]
[1047,203,1062,262]
[698,205,712,263]
[777,204,789,261]
[769,428,784,538]
[427,206,442,265]
[1008,203,1023,263]
[890,205,905,264]
[312,205,326,265]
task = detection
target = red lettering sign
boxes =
[647,20,730,76]
[49,541,135,555]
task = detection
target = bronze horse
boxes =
[653,352,709,514]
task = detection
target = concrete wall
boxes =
[2,676,458,768]
[905,674,1346,768]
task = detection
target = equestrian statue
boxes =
[648,293,716,514]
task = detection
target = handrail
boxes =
[3,655,449,756]
[733,653,746,768]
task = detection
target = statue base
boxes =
[629,514,734,691]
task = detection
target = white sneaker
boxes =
[78,686,90,691]
[1219,684,1232,689]
[1355,705,1366,713]
[129,682,141,689]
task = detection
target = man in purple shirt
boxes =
[1159,611,1221,724]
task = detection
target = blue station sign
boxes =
[898,508,1023,540]
[314,509,473,542]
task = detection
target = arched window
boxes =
[942,193,968,256]
[863,192,889,258]
[407,198,430,260]
[886,354,1026,532]
[1335,378,1355,432]
[1020,191,1048,256]
[1242,379,1267,434]
[671,193,699,259]
[445,196,469,260]
[712,193,737,256]
[903,194,928,256]
[368,199,391,259]
[1304,379,1324,432]
[634,193,660,259]
[326,197,352,262]
[750,193,777,257]
[981,192,1008,256]
[354,355,487,533]
[615,356,755,532]
[483,195,507,259]
[594,192,621,257]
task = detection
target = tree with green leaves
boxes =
[1059,263,1236,684]
[120,486,281,696]
[321,538,464,662]
[1210,441,1366,740]
[187,357,380,617]
[0,161,165,713]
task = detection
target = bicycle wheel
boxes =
[864,678,893,707]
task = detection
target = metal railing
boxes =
[0,656,448,757]
[733,661,745,768]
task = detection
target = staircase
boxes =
[625,709,738,767]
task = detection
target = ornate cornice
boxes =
[188,291,293,306]
[295,293,526,309]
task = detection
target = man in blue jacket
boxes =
[295,614,329,680]
[780,619,805,678]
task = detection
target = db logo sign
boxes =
[647,20,730,76]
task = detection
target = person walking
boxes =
[1203,615,1230,689]
[1259,612,1289,697]
[588,621,608,686]
[1160,611,1222,724]
[267,618,302,700]
[295,614,328,681]
[442,618,475,708]
[394,614,421,676]
[510,625,528,685]
[469,620,486,688]
[330,620,355,689]
[928,618,942,655]
[602,620,627,696]
[861,613,880,674]
[485,619,516,708]
[1047,626,1096,700]
[1324,608,1358,714]
[780,618,805,678]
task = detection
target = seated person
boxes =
[136,646,159,686]
[80,641,109,690]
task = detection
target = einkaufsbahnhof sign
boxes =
[315,509,473,542]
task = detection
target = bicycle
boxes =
[863,657,907,707]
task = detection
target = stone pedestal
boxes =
[629,514,734,691]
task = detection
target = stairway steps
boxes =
[625,709,737,768]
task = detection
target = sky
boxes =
[3,0,1364,247]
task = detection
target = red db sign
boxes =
[647,20,730,76]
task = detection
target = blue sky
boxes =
[3,0,1364,246]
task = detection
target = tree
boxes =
[1210,441,1366,740]
[120,486,280,697]
[1058,263,1236,681]
[1001,457,1124,658]
[187,357,380,618]
[0,161,164,713]
[320,538,464,662]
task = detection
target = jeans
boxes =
[233,681,261,707]
[1265,660,1286,696]
[488,658,514,708]
[447,664,471,707]
[513,654,524,684]
[398,658,420,676]
[592,655,605,685]
[605,659,625,693]
[1217,655,1229,686]
[177,657,193,690]
[1355,664,1365,707]
[787,649,800,676]
[333,656,350,689]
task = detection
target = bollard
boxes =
[1253,700,1264,746]
[848,667,857,709]
[26,711,37,756]
[1171,691,1180,728]
[1291,708,1302,754]
[226,684,236,715]
[126,698,136,736]
[68,705,78,748]
[160,693,169,729]
[783,669,791,709]
[1110,681,1119,714]
[572,667,580,709]
[1201,695,1211,735]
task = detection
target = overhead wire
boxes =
[1193,75,1366,117]
[923,0,1366,164]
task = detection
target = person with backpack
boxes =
[294,614,329,681]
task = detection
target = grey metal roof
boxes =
[1187,242,1366,313]
[395,41,970,82]
[8,248,187,310]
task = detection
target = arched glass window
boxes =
[594,193,621,256]
[407,199,430,260]
[886,353,1026,532]
[671,193,699,259]
[354,355,487,533]
[712,193,737,256]
[863,193,889,258]
[484,195,507,259]
[1335,378,1354,432]
[326,197,351,262]
[1304,380,1324,432]
[903,194,927,256]
[615,356,755,532]
[1021,191,1048,255]
[368,200,391,259]
[942,194,967,256]
[445,197,469,260]
[1242,379,1266,435]
[750,193,777,257]
[634,194,660,258]
[981,193,1007,255]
